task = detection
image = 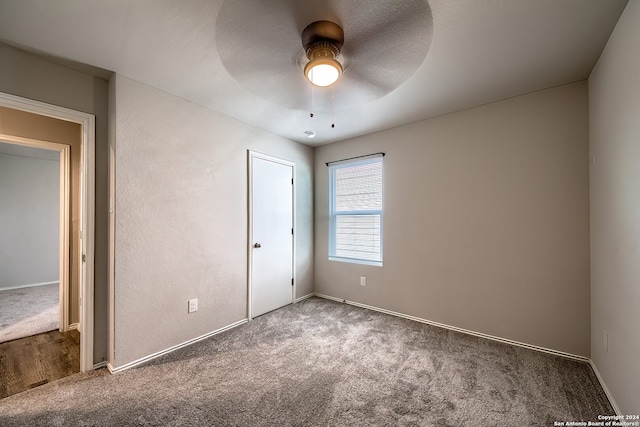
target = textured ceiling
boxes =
[0,0,629,146]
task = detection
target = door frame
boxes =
[0,92,95,373]
[247,150,295,320]
[0,136,71,332]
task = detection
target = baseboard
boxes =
[108,318,249,374]
[93,361,107,370]
[314,293,589,363]
[589,360,622,415]
[295,293,314,303]
[68,323,80,332]
[0,281,59,291]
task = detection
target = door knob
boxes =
[254,243,262,248]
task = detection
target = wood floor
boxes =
[0,329,80,399]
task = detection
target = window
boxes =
[329,154,383,266]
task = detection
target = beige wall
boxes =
[0,106,81,143]
[589,1,640,415]
[110,75,313,368]
[0,42,110,364]
[315,82,591,357]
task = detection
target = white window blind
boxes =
[329,155,383,265]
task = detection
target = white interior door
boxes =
[250,153,294,318]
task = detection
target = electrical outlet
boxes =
[188,298,198,314]
[603,329,608,352]
[360,276,366,287]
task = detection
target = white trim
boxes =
[589,360,622,415]
[59,144,71,332]
[328,256,383,267]
[295,293,314,303]
[69,322,80,331]
[247,151,296,320]
[247,152,253,320]
[0,281,59,291]
[314,294,350,305]
[107,319,248,374]
[107,106,116,370]
[0,91,96,373]
[314,293,589,362]
[93,361,108,370]
[80,107,96,373]
[292,163,297,311]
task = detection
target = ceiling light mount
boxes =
[302,21,344,87]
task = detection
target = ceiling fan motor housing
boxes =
[305,41,340,61]
[301,20,344,54]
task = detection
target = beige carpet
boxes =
[0,284,59,343]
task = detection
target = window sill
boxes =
[328,257,383,267]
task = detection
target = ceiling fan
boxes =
[215,0,433,112]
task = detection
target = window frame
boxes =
[328,155,383,267]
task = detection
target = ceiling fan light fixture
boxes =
[304,56,342,87]
[302,21,344,87]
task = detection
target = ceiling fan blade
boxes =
[338,68,395,102]
[305,68,393,113]
[340,1,433,92]
[215,0,308,108]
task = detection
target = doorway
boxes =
[0,92,95,373]
[0,140,70,342]
[248,151,295,319]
